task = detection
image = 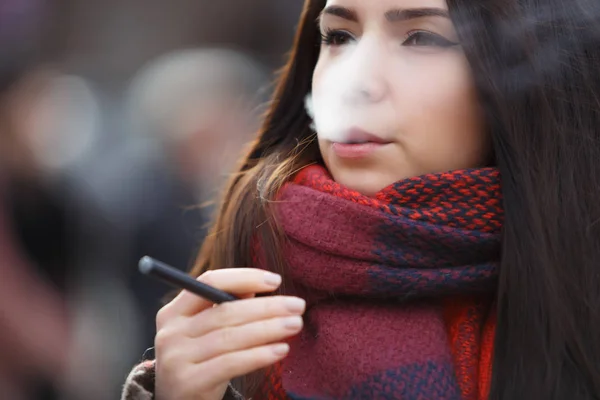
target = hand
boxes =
[154,268,305,400]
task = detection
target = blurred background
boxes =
[0,0,303,398]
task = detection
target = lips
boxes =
[330,128,393,159]
[338,128,392,145]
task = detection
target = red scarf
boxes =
[255,165,502,400]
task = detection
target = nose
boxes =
[342,40,388,105]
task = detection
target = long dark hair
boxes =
[192,0,600,398]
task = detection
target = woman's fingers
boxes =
[188,315,303,362]
[158,268,283,322]
[186,343,291,390]
[186,295,306,337]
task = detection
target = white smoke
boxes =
[304,91,362,143]
[304,41,389,143]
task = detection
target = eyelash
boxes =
[320,28,458,48]
[320,29,353,46]
[404,30,458,47]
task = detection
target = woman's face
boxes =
[311,0,489,196]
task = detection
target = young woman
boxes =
[122,0,600,399]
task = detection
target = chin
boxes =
[329,168,396,197]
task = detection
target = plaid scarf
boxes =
[255,165,503,400]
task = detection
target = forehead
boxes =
[324,0,449,12]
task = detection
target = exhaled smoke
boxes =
[304,91,364,143]
[304,93,317,132]
[304,39,390,144]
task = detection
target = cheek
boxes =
[396,58,487,167]
[402,58,478,122]
[311,58,326,96]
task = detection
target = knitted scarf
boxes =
[255,165,503,400]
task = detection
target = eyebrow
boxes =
[318,6,450,23]
[385,7,450,22]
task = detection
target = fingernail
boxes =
[264,272,282,287]
[283,316,303,330]
[285,297,306,313]
[272,343,290,356]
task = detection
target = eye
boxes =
[321,29,354,46]
[402,30,458,48]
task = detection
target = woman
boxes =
[122,0,600,399]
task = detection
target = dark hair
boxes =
[191,0,600,398]
[448,0,600,398]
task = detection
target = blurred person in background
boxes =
[0,1,73,399]
[126,48,268,203]
[0,75,71,395]
[111,47,269,364]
